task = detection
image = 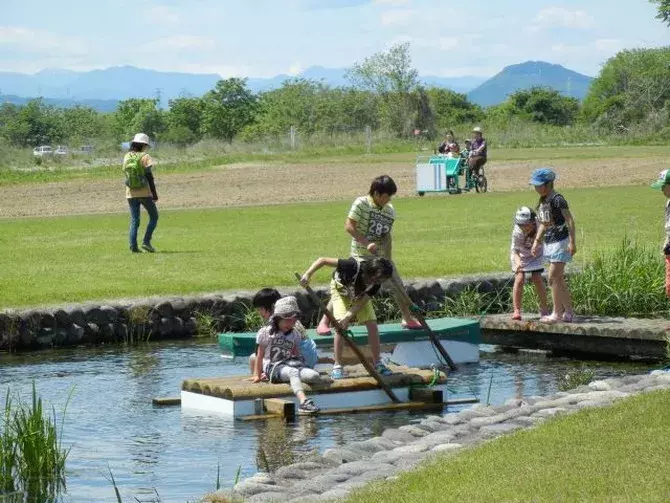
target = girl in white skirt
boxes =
[510,206,549,320]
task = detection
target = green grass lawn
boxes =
[345,389,670,503]
[0,184,665,309]
[2,144,669,186]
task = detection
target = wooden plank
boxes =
[182,366,446,400]
[236,397,479,421]
[237,414,282,422]
[409,387,443,403]
[152,397,181,406]
[446,397,479,405]
[296,273,400,403]
[315,401,444,415]
[263,398,295,420]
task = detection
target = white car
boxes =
[33,146,53,157]
[54,146,68,156]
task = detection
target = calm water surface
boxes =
[0,340,652,502]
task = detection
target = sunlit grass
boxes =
[0,184,665,309]
[346,389,670,503]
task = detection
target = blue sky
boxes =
[1,0,668,78]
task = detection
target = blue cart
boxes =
[415,154,487,196]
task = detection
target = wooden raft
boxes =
[181,364,445,401]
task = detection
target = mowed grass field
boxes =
[0,184,664,308]
[345,390,670,503]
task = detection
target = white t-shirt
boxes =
[256,325,303,368]
[510,224,544,272]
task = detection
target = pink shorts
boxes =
[665,256,670,298]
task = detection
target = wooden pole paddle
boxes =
[387,274,457,371]
[295,272,400,403]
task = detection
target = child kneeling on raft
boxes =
[510,206,549,320]
[301,256,394,380]
[252,296,321,415]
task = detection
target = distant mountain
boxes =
[2,62,589,112]
[0,66,221,108]
[420,75,487,94]
[467,61,593,107]
[1,94,119,112]
[0,65,486,111]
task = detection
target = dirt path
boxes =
[0,155,665,218]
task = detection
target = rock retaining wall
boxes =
[214,371,670,503]
[0,274,514,351]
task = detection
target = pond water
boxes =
[0,340,653,502]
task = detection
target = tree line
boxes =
[0,43,668,150]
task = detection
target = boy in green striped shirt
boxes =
[316,175,421,334]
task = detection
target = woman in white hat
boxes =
[122,133,159,253]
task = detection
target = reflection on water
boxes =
[0,339,652,502]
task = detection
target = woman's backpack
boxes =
[123,152,148,189]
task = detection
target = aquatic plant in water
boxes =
[0,383,70,502]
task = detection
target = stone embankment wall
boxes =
[0,274,514,351]
[221,371,670,502]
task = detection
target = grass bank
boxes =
[345,389,670,503]
[0,184,665,309]
[1,144,669,187]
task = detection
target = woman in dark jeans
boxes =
[123,133,159,253]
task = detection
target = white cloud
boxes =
[532,7,593,30]
[551,38,624,56]
[594,38,623,52]
[380,9,414,27]
[386,34,413,48]
[149,5,181,24]
[287,62,303,75]
[0,26,88,56]
[373,0,410,6]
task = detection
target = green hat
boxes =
[651,169,670,189]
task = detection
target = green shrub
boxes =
[570,237,667,317]
[558,366,595,391]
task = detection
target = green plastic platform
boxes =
[218,317,480,358]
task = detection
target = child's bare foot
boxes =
[511,310,521,321]
[316,321,332,335]
[539,314,560,324]
[401,319,422,330]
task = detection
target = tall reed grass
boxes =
[570,237,667,317]
[0,383,70,502]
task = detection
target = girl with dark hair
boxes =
[123,133,159,253]
[301,256,394,379]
